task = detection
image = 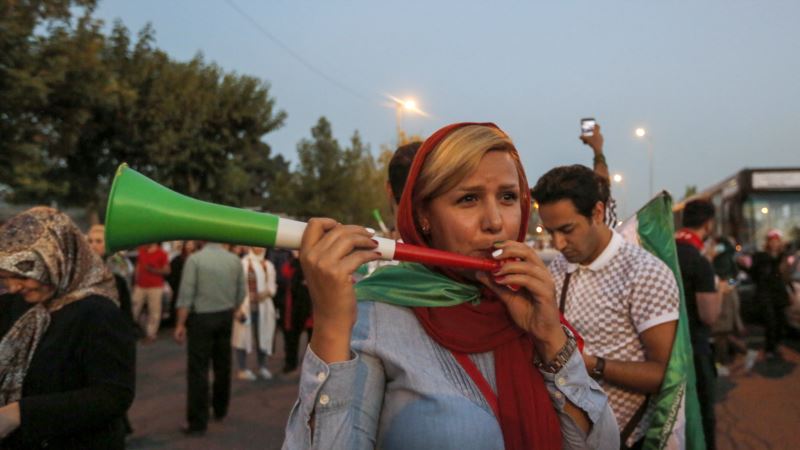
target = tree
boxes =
[0,0,99,202]
[1,3,287,219]
[683,185,698,200]
[284,117,384,225]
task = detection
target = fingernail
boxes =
[365,227,376,235]
[370,239,379,246]
[492,269,502,275]
[492,249,503,258]
[375,251,383,256]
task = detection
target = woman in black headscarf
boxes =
[0,207,135,449]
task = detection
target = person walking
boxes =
[173,242,246,435]
[232,247,277,380]
[132,243,170,341]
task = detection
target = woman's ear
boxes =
[416,209,432,235]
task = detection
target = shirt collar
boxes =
[566,230,624,273]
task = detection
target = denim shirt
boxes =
[283,301,619,450]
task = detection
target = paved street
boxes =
[126,330,303,450]
[715,339,800,450]
[125,329,800,450]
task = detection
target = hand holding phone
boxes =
[581,118,596,137]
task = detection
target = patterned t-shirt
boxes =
[549,231,680,445]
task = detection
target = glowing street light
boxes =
[389,95,427,141]
[635,127,654,198]
[761,207,769,214]
[611,173,627,218]
[401,99,418,112]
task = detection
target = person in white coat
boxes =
[232,247,277,380]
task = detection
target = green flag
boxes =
[617,192,706,450]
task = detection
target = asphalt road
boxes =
[125,328,800,450]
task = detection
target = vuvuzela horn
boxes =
[105,164,499,272]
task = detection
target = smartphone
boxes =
[581,118,596,137]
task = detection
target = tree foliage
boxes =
[1,1,287,216]
[2,1,390,228]
[683,185,698,200]
[280,117,385,226]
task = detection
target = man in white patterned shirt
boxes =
[531,165,680,449]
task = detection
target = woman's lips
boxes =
[473,248,496,259]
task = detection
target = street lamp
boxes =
[391,96,424,143]
[612,173,626,219]
[635,127,654,198]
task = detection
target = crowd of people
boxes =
[0,120,798,449]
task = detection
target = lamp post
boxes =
[635,127,654,198]
[394,97,421,143]
[612,173,626,222]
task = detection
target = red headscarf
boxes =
[397,123,562,449]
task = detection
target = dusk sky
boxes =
[94,0,799,219]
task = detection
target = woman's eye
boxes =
[501,192,519,202]
[457,194,478,204]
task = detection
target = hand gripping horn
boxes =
[105,164,499,272]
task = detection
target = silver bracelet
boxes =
[533,325,577,374]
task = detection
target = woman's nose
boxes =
[481,201,504,233]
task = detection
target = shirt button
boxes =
[557,377,566,386]
[319,394,330,406]
[317,371,327,382]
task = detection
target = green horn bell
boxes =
[104,164,279,253]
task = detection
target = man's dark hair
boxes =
[682,199,715,229]
[388,141,422,204]
[530,165,610,218]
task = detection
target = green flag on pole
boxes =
[617,192,706,450]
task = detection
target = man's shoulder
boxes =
[617,240,665,267]
[675,241,704,265]
[615,241,676,286]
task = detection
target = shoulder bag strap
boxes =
[559,272,573,313]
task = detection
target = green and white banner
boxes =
[617,192,705,450]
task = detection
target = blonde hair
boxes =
[414,125,524,203]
